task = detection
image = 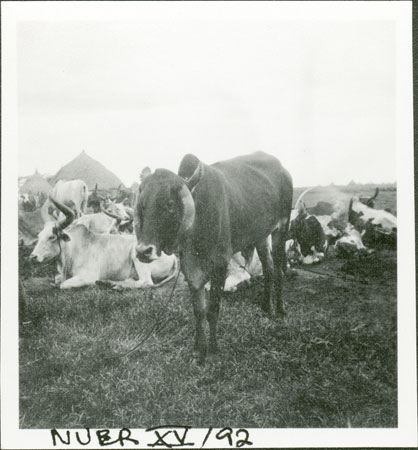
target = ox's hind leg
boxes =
[272,222,289,316]
[207,264,228,355]
[256,238,275,316]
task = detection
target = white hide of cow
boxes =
[49,180,89,218]
[224,248,263,292]
[335,224,368,251]
[350,197,397,233]
[76,200,132,234]
[75,212,118,234]
[30,197,177,289]
[315,215,341,239]
[286,239,324,265]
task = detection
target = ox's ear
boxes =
[140,167,152,181]
[186,161,204,192]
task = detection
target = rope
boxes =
[104,267,182,360]
[237,261,368,285]
[294,265,369,284]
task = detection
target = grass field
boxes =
[19,185,397,429]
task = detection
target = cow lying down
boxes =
[30,197,177,289]
[223,247,263,292]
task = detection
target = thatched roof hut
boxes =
[19,170,52,195]
[50,150,124,190]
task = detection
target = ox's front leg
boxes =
[207,265,228,355]
[60,275,95,289]
[256,238,275,316]
[272,225,288,317]
[190,286,208,364]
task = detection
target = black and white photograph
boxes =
[1,1,416,448]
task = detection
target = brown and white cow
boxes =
[134,151,292,362]
[348,196,397,249]
[289,189,327,264]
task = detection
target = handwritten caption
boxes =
[51,426,253,448]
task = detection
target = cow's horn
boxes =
[371,187,379,200]
[294,186,315,211]
[297,199,306,215]
[100,203,124,221]
[187,161,204,192]
[178,184,196,235]
[348,198,355,224]
[49,195,75,229]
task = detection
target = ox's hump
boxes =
[178,154,200,179]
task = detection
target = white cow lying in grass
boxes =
[224,248,263,292]
[30,196,177,289]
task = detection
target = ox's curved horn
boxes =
[294,186,315,211]
[49,195,75,229]
[348,198,355,225]
[297,199,306,215]
[186,161,204,192]
[178,184,196,235]
[100,203,123,221]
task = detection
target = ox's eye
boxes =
[49,235,57,241]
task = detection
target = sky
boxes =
[17,15,396,187]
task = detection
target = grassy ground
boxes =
[19,184,397,428]
[19,251,397,429]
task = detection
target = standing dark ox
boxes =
[134,152,292,363]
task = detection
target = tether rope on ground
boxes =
[104,267,182,361]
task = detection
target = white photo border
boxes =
[1,1,416,448]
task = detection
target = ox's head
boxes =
[134,160,201,262]
[87,184,109,213]
[289,200,308,240]
[30,196,75,262]
[101,200,133,234]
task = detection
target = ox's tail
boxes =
[151,256,179,288]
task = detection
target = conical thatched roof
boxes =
[50,150,124,190]
[19,170,52,194]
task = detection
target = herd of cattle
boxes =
[19,152,397,362]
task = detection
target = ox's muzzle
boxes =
[29,252,42,263]
[136,243,158,263]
